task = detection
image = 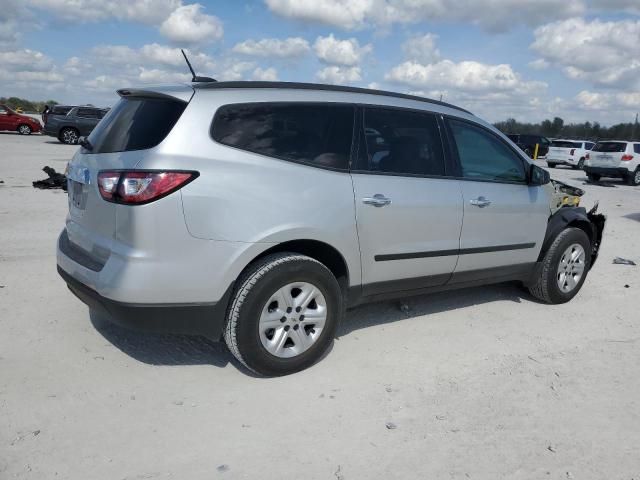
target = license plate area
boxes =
[69,180,88,210]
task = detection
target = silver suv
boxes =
[57,82,605,376]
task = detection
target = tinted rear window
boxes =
[87,97,186,154]
[592,142,627,153]
[211,103,354,170]
[551,141,581,148]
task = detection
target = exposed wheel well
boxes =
[250,240,349,291]
[568,220,594,244]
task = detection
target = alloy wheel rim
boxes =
[258,282,327,358]
[635,170,640,184]
[63,129,78,144]
[556,243,586,293]
[19,125,30,134]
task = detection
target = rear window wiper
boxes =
[79,137,93,151]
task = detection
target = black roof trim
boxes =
[194,81,472,114]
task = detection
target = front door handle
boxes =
[470,196,491,208]
[362,194,392,207]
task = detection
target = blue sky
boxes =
[1,0,639,124]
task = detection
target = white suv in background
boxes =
[546,139,595,170]
[584,141,640,186]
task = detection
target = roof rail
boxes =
[194,81,472,114]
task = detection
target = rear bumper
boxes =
[58,265,232,340]
[584,166,631,178]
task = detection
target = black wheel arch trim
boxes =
[538,206,606,268]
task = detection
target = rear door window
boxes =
[87,97,187,154]
[211,103,354,170]
[586,142,595,150]
[448,119,526,183]
[592,142,627,152]
[77,107,100,119]
[360,107,445,176]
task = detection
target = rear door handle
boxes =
[470,196,491,208]
[362,194,392,207]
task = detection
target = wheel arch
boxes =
[537,207,604,268]
[247,239,350,292]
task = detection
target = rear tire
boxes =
[627,168,640,186]
[60,127,79,144]
[586,172,601,182]
[17,124,32,135]
[528,228,591,304]
[224,253,343,376]
[577,158,585,169]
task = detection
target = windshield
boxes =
[87,96,187,154]
[592,142,626,153]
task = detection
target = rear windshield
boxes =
[592,142,627,153]
[551,141,581,148]
[86,97,186,154]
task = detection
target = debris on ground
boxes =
[624,284,630,288]
[32,166,67,191]
[547,445,556,453]
[216,464,230,473]
[385,422,397,430]
[613,257,636,266]
[398,301,411,313]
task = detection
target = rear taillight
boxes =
[98,170,198,205]
[570,149,575,156]
[621,154,634,161]
[585,153,590,160]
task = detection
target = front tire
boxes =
[586,172,601,182]
[224,253,343,376]
[17,124,32,135]
[529,228,591,304]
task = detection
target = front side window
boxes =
[449,119,526,183]
[361,107,445,176]
[211,103,354,170]
[77,108,99,119]
[0,106,7,115]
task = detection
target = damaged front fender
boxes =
[538,203,606,269]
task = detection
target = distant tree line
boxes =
[494,116,640,141]
[0,97,59,113]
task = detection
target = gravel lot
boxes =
[1,132,639,479]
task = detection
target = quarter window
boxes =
[634,144,640,154]
[448,119,526,183]
[77,108,100,118]
[211,103,354,170]
[361,107,445,176]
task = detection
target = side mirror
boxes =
[530,164,550,185]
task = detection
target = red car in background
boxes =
[0,104,42,135]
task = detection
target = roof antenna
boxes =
[181,49,216,83]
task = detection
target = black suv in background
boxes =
[506,134,551,158]
[43,106,109,144]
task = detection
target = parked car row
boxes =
[0,104,42,134]
[43,105,109,144]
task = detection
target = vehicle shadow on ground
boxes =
[570,176,624,188]
[90,282,531,372]
[338,283,529,337]
[623,212,640,222]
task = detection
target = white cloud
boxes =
[314,34,372,66]
[385,60,544,94]
[265,0,373,30]
[27,0,181,24]
[159,4,223,45]
[266,0,584,32]
[316,65,362,84]
[528,58,549,70]
[91,43,215,71]
[252,67,279,81]
[575,90,640,114]
[233,37,310,58]
[531,18,640,89]
[0,49,54,72]
[402,34,440,63]
[215,61,255,81]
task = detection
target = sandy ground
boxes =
[1,133,639,480]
